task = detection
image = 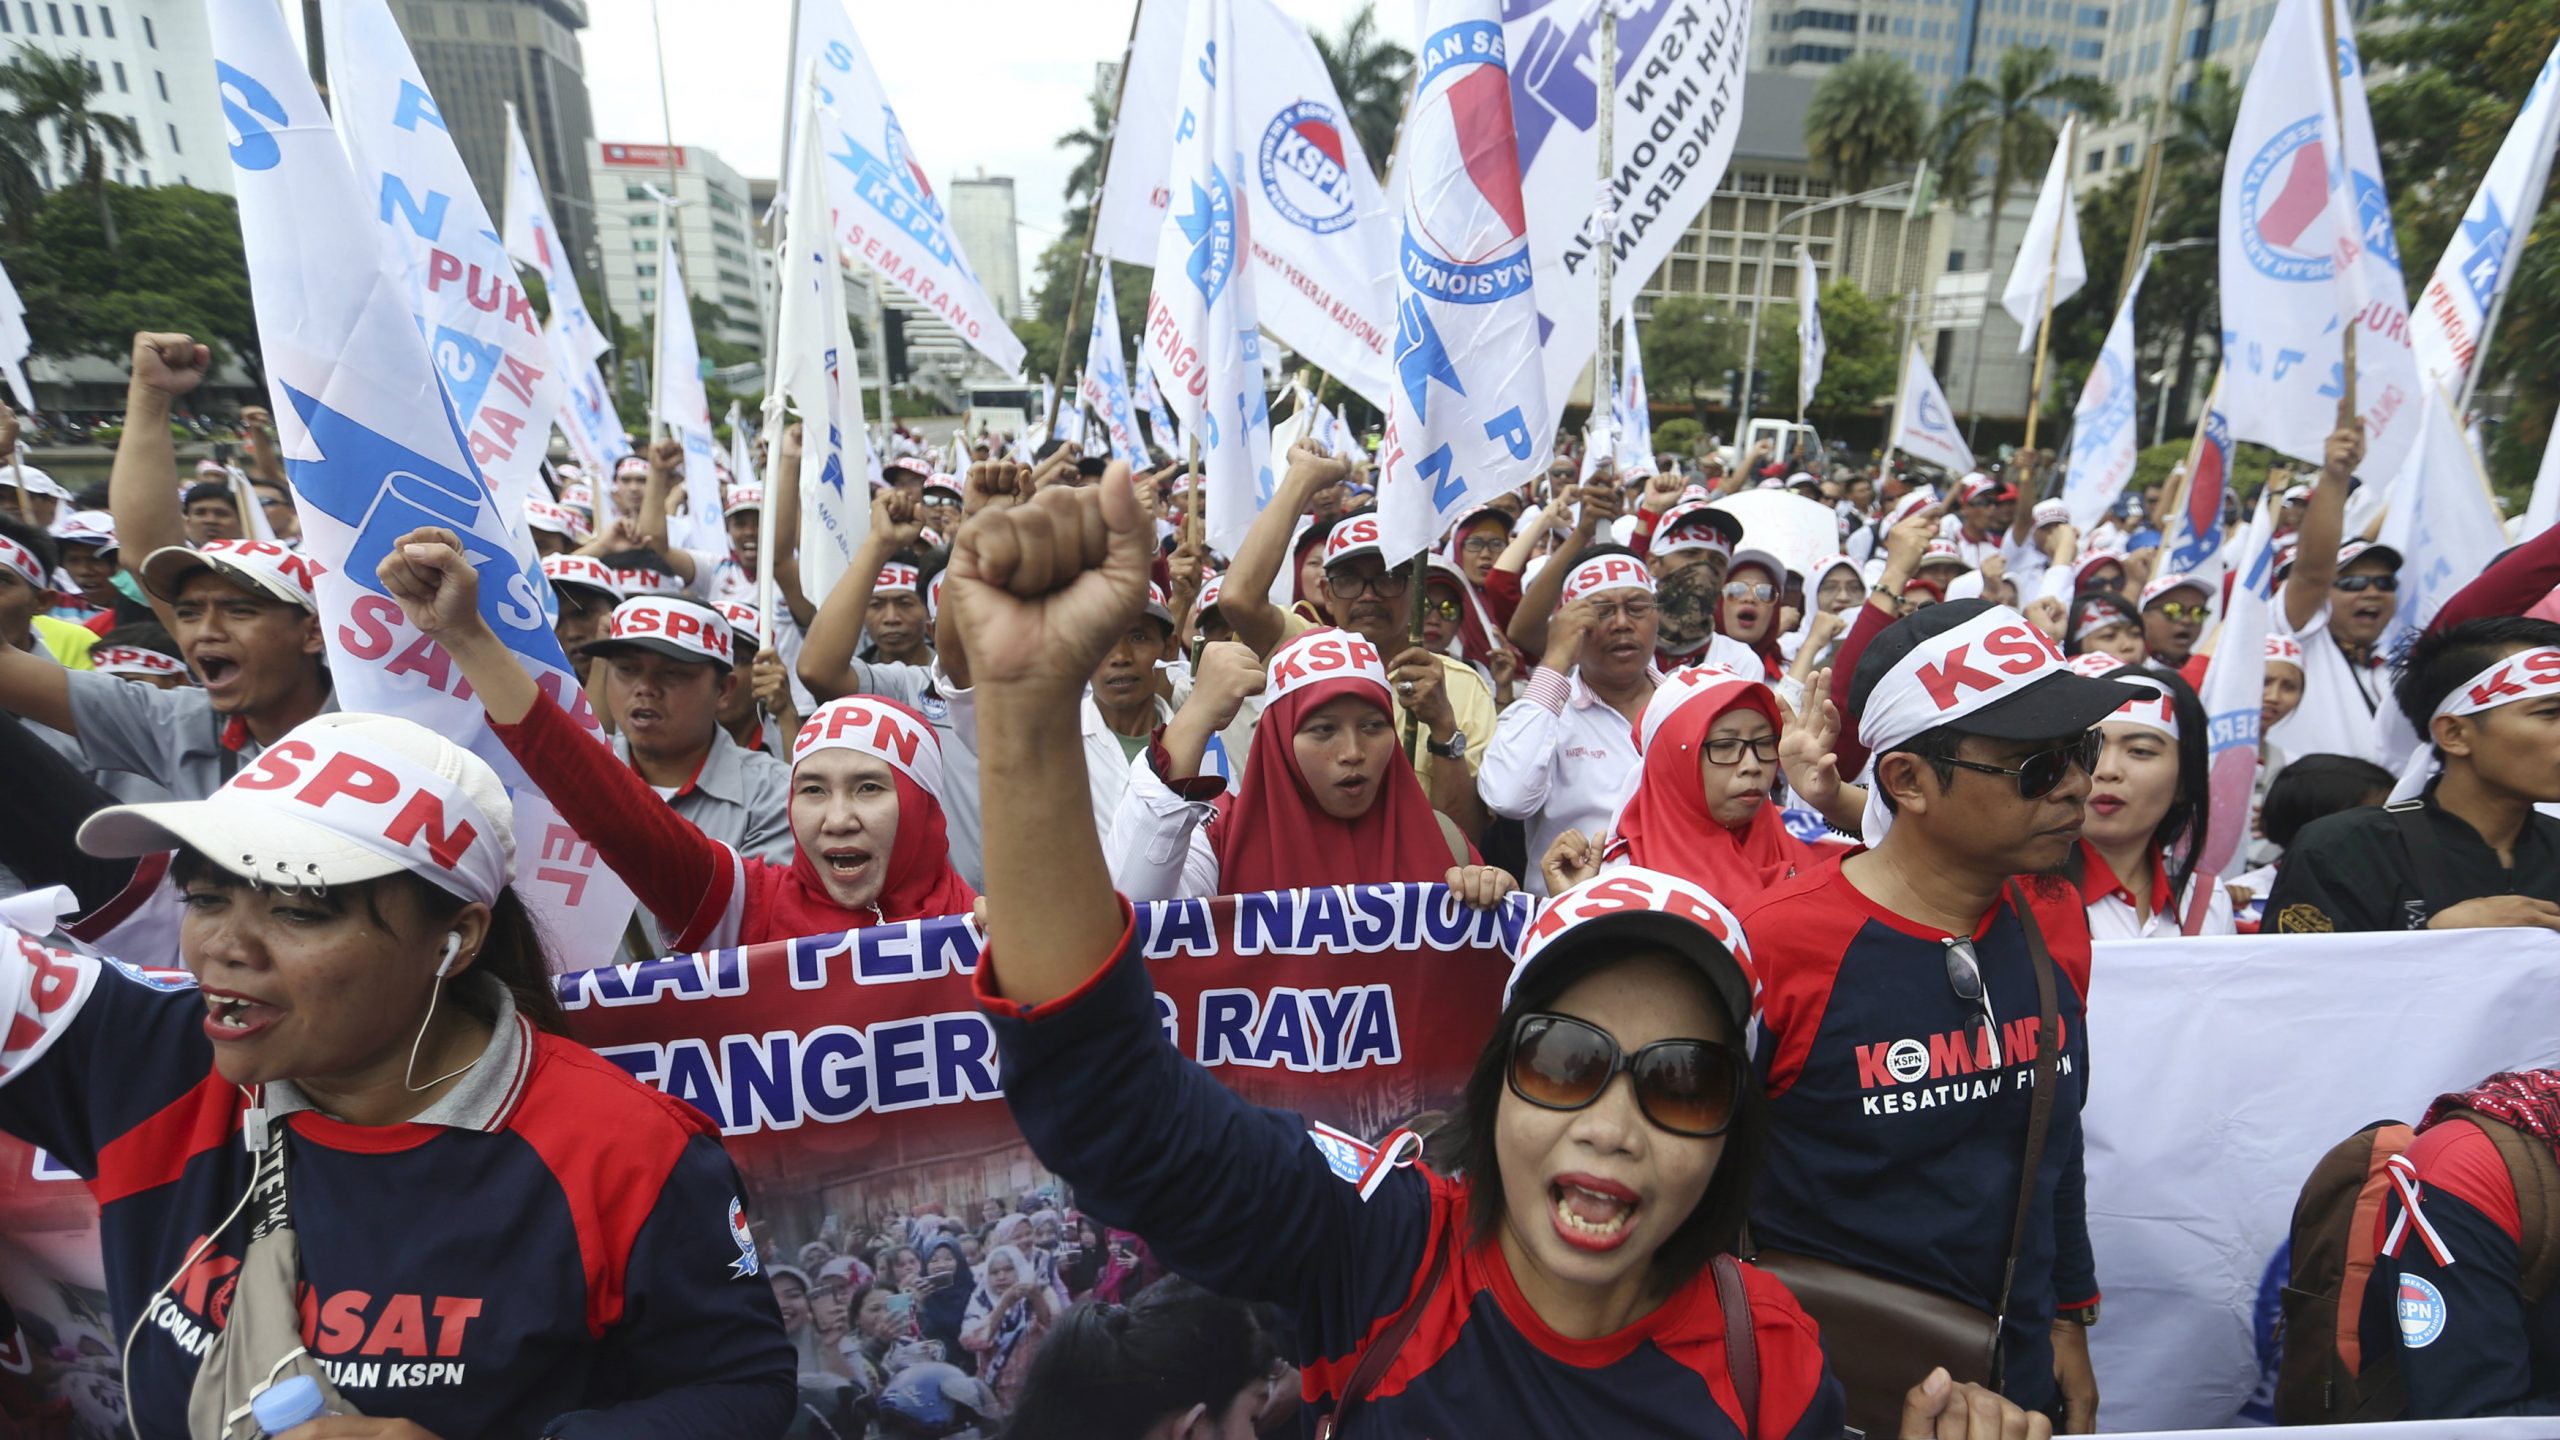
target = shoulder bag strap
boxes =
[1315,1229,1453,1440]
[1990,881,2063,1388]
[1712,1253,1761,1440]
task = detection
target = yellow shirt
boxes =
[1277,609,1495,789]
[34,614,98,671]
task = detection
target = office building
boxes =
[589,139,765,353]
[946,171,1023,321]
[1750,0,2114,110]
[0,0,229,193]
[392,0,604,316]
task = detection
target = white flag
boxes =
[1078,268,1151,467]
[2409,35,2560,398]
[2221,0,2421,480]
[0,256,30,412]
[1616,315,1655,478]
[1143,0,1276,557]
[2186,493,2279,922]
[1888,340,1974,475]
[1505,0,1752,407]
[775,75,873,610]
[789,0,1026,375]
[211,0,634,968]
[1377,0,1554,564]
[651,239,724,554]
[1096,0,1397,407]
[322,0,563,525]
[2061,266,2145,529]
[500,105,611,370]
[2374,386,2508,701]
[1795,243,1825,415]
[2000,115,2086,354]
[549,317,629,476]
[2527,411,2560,538]
[1137,360,1180,455]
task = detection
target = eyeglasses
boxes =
[1506,1012,1747,1137]
[1702,735,1781,765]
[2150,601,2211,624]
[2334,573,2400,593]
[1460,536,1507,557]
[1721,582,1777,602]
[1942,938,2005,1068]
[1930,729,2103,800]
[1326,568,1410,600]
[1586,599,1657,624]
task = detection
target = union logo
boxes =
[1259,101,1357,235]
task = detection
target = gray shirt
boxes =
[64,668,337,803]
[612,725,792,958]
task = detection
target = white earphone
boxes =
[436,931,463,978]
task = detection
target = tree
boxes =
[0,184,252,375]
[1055,88,1114,242]
[0,44,145,251]
[1806,54,1928,193]
[1759,281,1901,425]
[1638,295,1745,419]
[0,109,40,243]
[1311,3,1412,177]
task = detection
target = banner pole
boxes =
[2021,206,2065,453]
[2317,0,2358,419]
[1046,0,1147,440]
[1591,3,1617,455]
[1401,550,1429,764]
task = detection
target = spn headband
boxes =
[793,697,945,801]
[1559,554,1656,608]
[2068,653,2177,737]
[93,646,187,679]
[0,534,44,592]
[876,562,921,595]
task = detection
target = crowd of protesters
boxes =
[1,328,2558,1439]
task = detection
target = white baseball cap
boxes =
[79,712,515,906]
[582,595,738,670]
[140,539,323,610]
[56,510,118,552]
[523,496,591,542]
[724,485,764,518]
[4,464,68,500]
[1510,868,1759,1030]
[542,553,623,602]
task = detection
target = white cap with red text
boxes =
[139,539,323,610]
[542,553,623,600]
[1509,867,1758,1031]
[2066,653,2177,736]
[522,496,590,542]
[56,511,118,553]
[582,595,737,669]
[1323,513,1384,568]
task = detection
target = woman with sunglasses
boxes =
[2059,656,2228,939]
[1714,549,1790,681]
[946,472,2044,1440]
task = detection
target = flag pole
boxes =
[1046,0,1148,439]
[648,0,681,450]
[2020,197,2066,452]
[2316,0,2358,418]
[1401,549,1429,763]
[1590,2,1617,457]
[2153,366,2222,536]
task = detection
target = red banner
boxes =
[0,884,1524,1432]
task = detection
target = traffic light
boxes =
[883,309,910,384]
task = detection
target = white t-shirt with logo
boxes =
[2266,603,2389,763]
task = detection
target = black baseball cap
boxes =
[1850,599,2136,743]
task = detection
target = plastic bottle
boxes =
[251,1375,339,1433]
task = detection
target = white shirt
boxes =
[1104,754,1223,902]
[941,676,1185,846]
[1938,516,2006,569]
[1480,666,1650,895]
[2266,603,2390,762]
[2083,861,2237,940]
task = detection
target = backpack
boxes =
[2273,1110,2560,1424]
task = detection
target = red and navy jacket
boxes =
[1739,857,2097,1414]
[2364,1119,2560,1417]
[977,899,1847,1438]
[0,933,793,1439]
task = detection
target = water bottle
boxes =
[251,1375,339,1433]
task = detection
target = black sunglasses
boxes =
[1506,1013,1747,1138]
[1942,938,2005,1067]
[1931,729,2103,800]
[2333,573,2399,593]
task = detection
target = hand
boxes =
[2321,401,2366,483]
[1542,598,1597,673]
[1776,605,1802,634]
[376,527,489,644]
[1883,503,1942,576]
[1981,553,2007,585]
[1540,829,1603,894]
[2052,1319,2098,1434]
[577,516,644,556]
[241,404,273,437]
[1776,667,1843,811]
[1386,647,1455,734]
[1167,528,1206,595]
[752,651,790,712]
[869,489,925,552]
[648,436,683,480]
[1486,645,1520,694]
[2040,521,2078,560]
[1190,640,1268,729]
[1899,1367,2049,1440]
[1570,483,1622,538]
[280,1415,447,1438]
[1027,440,1081,491]
[963,459,1029,519]
[945,462,1154,697]
[2023,596,2067,639]
[2427,895,2560,931]
[1445,865,1517,910]
[778,422,803,474]
[1804,609,1847,652]
[1642,468,1686,514]
[129,331,212,403]
[1284,438,1351,505]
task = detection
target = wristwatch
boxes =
[2059,1301,2100,1327]
[1426,728,1468,760]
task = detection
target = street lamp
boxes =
[2136,237,2213,450]
[1734,178,1914,461]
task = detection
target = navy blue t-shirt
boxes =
[2363,1118,2560,1417]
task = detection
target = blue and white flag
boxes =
[323,0,562,526]
[1054,373,1085,447]
[1079,269,1153,467]
[2061,266,2145,529]
[1377,0,1551,564]
[2188,492,2277,917]
[2373,384,2508,709]
[0,256,30,411]
[2163,374,2234,576]
[550,318,629,476]
[1144,0,1276,557]
[775,72,871,610]
[1888,339,1974,475]
[1617,313,1656,478]
[788,0,1025,375]
[651,237,725,553]
[500,103,610,371]
[2409,34,2560,399]
[1137,359,1180,455]
[211,0,634,965]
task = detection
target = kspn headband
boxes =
[0,534,44,592]
[793,697,945,800]
[1265,628,1390,709]
[1855,605,2070,846]
[2389,646,2560,804]
[876,562,921,595]
[2266,633,2305,668]
[93,646,187,679]
[228,734,510,906]
[1559,554,1655,607]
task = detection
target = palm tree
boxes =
[1056,87,1113,239]
[1804,54,1928,291]
[1311,2,1413,176]
[0,44,143,251]
[2149,63,2240,429]
[0,109,41,243]
[1930,45,2114,426]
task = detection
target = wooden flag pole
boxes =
[1400,551,1429,764]
[1046,0,1148,440]
[2317,0,2359,418]
[2020,171,2070,453]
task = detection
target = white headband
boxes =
[1855,606,2071,846]
[2389,646,2560,803]
[2069,654,2177,737]
[793,697,946,801]
[1265,628,1390,708]
[0,534,44,592]
[1559,553,1655,607]
[876,562,921,595]
[93,646,188,679]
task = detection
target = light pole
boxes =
[2133,237,2213,448]
[1735,178,1912,467]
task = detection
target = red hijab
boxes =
[752,698,977,935]
[1207,628,1457,893]
[1608,665,1813,902]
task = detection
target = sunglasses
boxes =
[1422,597,1461,620]
[2149,601,2211,624]
[1326,569,1411,600]
[1721,582,1777,602]
[2333,573,2400,593]
[1507,1013,1747,1138]
[1942,938,2005,1068]
[1931,728,2103,800]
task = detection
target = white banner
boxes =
[2408,35,2560,400]
[213,0,633,968]
[322,0,562,526]
[776,74,872,610]
[2000,115,2085,355]
[500,105,611,371]
[1079,265,1152,467]
[1376,0,1553,564]
[2185,494,2276,919]
[789,0,1026,376]
[1505,0,1752,407]
[1094,0,1185,266]
[2061,266,2144,529]
[1795,242,1824,417]
[0,255,30,412]
[651,236,725,554]
[2082,929,2560,1432]
[1888,339,1974,475]
[1618,313,1657,477]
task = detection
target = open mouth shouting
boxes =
[821,847,874,884]
[202,986,282,1043]
[190,647,244,696]
[1549,1172,1640,1252]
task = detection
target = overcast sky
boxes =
[581,0,1389,279]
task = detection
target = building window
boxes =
[137,167,146,184]
[141,12,153,45]
[1,7,11,32]
[1946,249,1967,271]
[73,2,85,35]
[167,120,179,153]
[638,286,654,302]
[97,2,108,35]
[47,2,60,34]
[2071,37,2104,59]
[2116,142,2135,165]
[2078,4,2108,22]
[630,212,655,226]
[636,264,657,277]
[2086,149,2102,172]
[625,184,650,201]
[83,59,95,82]
[634,238,653,251]
[112,59,125,90]
[155,69,166,100]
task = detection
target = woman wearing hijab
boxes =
[2064,655,2230,938]
[1714,548,1790,681]
[1105,626,1518,902]
[381,527,977,950]
[962,1243,1064,1413]
[916,1234,977,1372]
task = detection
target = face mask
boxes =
[1655,565,1719,649]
